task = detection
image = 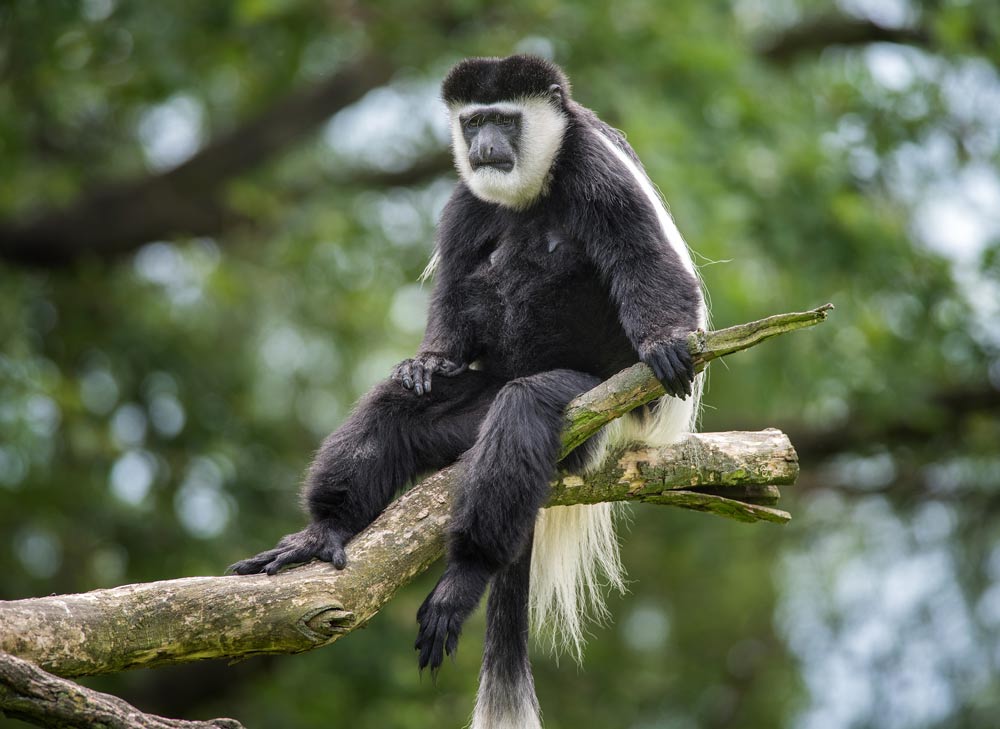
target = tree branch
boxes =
[0,55,393,268]
[561,303,834,454]
[0,306,830,679]
[0,652,243,729]
[758,14,931,64]
[0,432,795,679]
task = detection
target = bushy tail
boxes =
[472,544,542,729]
[529,376,703,661]
[529,502,625,662]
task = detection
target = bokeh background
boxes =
[2,1,1000,727]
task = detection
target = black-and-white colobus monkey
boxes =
[230,55,707,728]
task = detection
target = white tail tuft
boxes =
[470,670,542,729]
[530,501,626,662]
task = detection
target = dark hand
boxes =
[640,337,695,399]
[227,520,351,576]
[391,353,466,396]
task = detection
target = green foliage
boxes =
[2,1,1000,727]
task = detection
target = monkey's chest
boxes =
[460,229,629,376]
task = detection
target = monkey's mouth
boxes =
[471,159,514,173]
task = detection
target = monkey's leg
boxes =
[229,371,502,575]
[415,369,601,671]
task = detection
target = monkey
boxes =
[229,54,707,729]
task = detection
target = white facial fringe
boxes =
[449,98,568,210]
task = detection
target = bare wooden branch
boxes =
[0,307,829,679]
[0,431,795,678]
[0,652,242,729]
[560,303,833,454]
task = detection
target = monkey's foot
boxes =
[415,563,491,673]
[227,519,350,575]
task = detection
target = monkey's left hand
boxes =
[639,337,695,399]
[415,563,490,673]
[392,353,467,396]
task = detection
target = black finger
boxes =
[414,617,428,651]
[321,542,347,569]
[423,369,433,394]
[417,625,434,670]
[401,361,414,390]
[654,352,680,397]
[680,348,695,382]
[264,546,312,575]
[227,547,284,574]
[668,347,694,398]
[428,616,447,670]
[662,348,688,399]
[645,353,665,383]
[445,619,460,657]
[412,362,425,396]
[227,559,264,575]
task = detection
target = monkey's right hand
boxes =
[227,519,351,575]
[391,353,467,396]
[639,337,695,400]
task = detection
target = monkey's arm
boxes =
[584,207,703,398]
[392,288,472,395]
[393,204,483,395]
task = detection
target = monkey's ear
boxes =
[548,84,565,106]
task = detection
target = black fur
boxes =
[443,54,571,105]
[229,55,703,720]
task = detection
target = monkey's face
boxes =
[449,97,567,210]
[461,108,520,173]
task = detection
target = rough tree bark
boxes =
[0,429,796,680]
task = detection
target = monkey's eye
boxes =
[496,116,514,126]
[467,115,484,128]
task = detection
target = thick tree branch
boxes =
[0,55,393,268]
[0,432,796,679]
[0,307,829,679]
[0,652,243,729]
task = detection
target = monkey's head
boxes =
[443,55,570,209]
